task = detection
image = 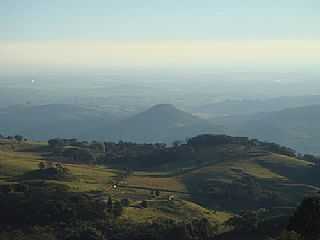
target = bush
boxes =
[120,198,130,207]
[141,200,148,208]
[288,196,320,239]
[14,135,24,142]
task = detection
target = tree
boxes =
[46,161,54,168]
[150,190,155,197]
[120,198,130,207]
[141,200,148,208]
[112,201,123,218]
[62,148,96,164]
[48,138,64,148]
[55,163,65,174]
[78,149,96,164]
[48,138,64,156]
[288,196,320,240]
[226,210,260,233]
[39,162,46,170]
[14,135,23,142]
[90,142,106,153]
[172,140,182,148]
[155,190,160,197]
[107,196,113,213]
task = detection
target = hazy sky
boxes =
[1,0,320,72]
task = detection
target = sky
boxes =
[1,0,320,72]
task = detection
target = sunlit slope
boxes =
[122,144,317,211]
[1,139,319,213]
[0,140,231,226]
[121,199,231,225]
[0,141,116,192]
[181,149,316,211]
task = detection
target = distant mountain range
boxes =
[214,104,320,154]
[0,104,116,140]
[1,100,320,153]
[0,103,222,143]
[104,104,223,143]
[193,95,320,118]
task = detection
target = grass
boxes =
[0,141,234,228]
[0,148,117,192]
[257,153,311,167]
[120,199,231,225]
[185,152,312,182]
[0,151,41,177]
[232,161,285,180]
[121,206,174,223]
[1,140,318,224]
[126,174,187,192]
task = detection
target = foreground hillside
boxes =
[0,139,231,239]
[1,134,320,239]
[2,135,319,212]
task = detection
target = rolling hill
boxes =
[2,102,320,155]
[120,135,319,212]
[1,134,319,239]
[104,104,223,142]
[194,95,320,118]
[0,139,230,229]
[0,103,223,143]
[3,134,318,213]
[215,104,320,154]
[0,104,117,140]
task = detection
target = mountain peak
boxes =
[147,104,178,112]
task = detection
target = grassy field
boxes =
[0,140,233,227]
[120,199,231,224]
[0,141,117,192]
[1,139,319,225]
[126,174,187,192]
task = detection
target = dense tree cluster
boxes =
[187,134,249,146]
[0,134,26,142]
[46,134,301,171]
[297,153,320,166]
[27,161,73,180]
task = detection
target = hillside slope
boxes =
[194,95,320,118]
[104,104,223,142]
[215,104,320,154]
[2,135,319,213]
[0,139,230,226]
[0,104,116,140]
